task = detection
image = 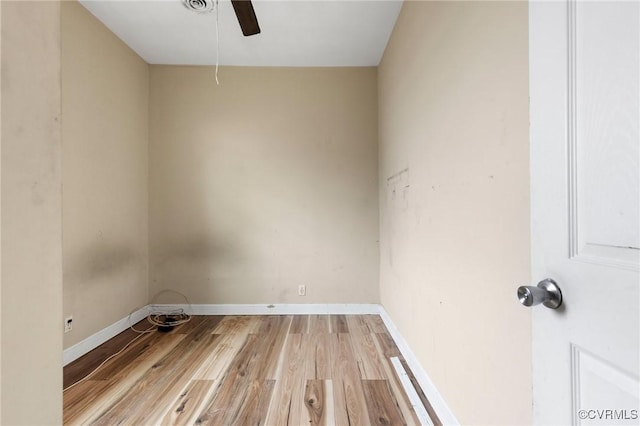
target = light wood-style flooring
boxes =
[63,315,440,425]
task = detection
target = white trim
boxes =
[157,303,383,316]
[62,306,149,366]
[62,304,379,366]
[391,356,432,426]
[379,308,459,425]
[61,303,458,425]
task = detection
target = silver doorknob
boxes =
[517,278,562,309]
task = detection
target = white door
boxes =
[529,0,639,424]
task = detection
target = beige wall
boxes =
[378,2,531,424]
[0,2,530,422]
[1,3,3,422]
[62,1,149,348]
[149,66,379,304]
[0,3,3,421]
[1,1,63,423]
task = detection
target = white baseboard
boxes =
[378,308,459,425]
[62,303,457,424]
[62,306,149,366]
[159,303,382,316]
[391,356,432,425]
[61,304,377,366]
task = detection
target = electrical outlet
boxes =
[298,285,306,296]
[64,316,73,333]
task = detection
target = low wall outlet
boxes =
[64,316,73,333]
[298,285,306,296]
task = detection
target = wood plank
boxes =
[259,315,292,380]
[362,380,406,426]
[373,332,402,358]
[171,314,207,334]
[186,317,289,423]
[264,333,307,425]
[63,318,151,388]
[298,330,334,423]
[304,379,326,425]
[299,333,317,381]
[161,379,216,426]
[232,380,276,425]
[191,334,260,424]
[162,332,248,424]
[355,333,387,380]
[309,314,330,335]
[63,315,438,426]
[63,333,185,425]
[363,315,388,334]
[92,318,224,425]
[400,359,443,426]
[330,314,349,333]
[91,331,167,380]
[211,315,261,334]
[198,315,289,377]
[63,379,111,426]
[193,332,248,380]
[346,315,373,335]
[197,323,287,424]
[324,380,337,425]
[66,315,210,385]
[313,332,332,380]
[290,314,308,333]
[258,314,286,334]
[347,320,386,380]
[371,336,420,425]
[331,333,371,425]
[325,333,348,425]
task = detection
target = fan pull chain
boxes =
[215,0,220,85]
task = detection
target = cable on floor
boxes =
[63,323,155,393]
[63,290,192,392]
[147,289,192,330]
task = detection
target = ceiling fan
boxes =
[230,0,260,36]
[183,0,261,36]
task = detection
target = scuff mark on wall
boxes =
[154,235,237,267]
[66,244,139,282]
[385,167,410,275]
[386,167,410,212]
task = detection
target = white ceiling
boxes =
[79,0,403,67]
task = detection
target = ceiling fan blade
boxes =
[230,0,261,36]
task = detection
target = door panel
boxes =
[530,0,639,424]
[572,345,640,424]
[574,0,640,269]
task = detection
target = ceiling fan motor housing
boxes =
[182,0,261,37]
